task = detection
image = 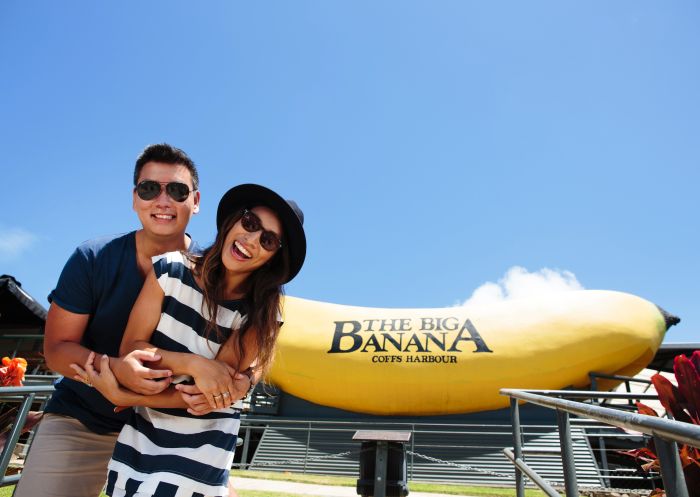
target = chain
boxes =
[250,450,358,468]
[407,450,622,493]
[250,448,633,494]
[407,450,515,479]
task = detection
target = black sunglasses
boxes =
[241,209,282,252]
[135,180,195,202]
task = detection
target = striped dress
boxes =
[106,251,246,497]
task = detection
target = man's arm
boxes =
[73,353,250,416]
[74,353,200,411]
[43,303,92,378]
[43,303,172,393]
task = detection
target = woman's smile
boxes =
[231,240,252,260]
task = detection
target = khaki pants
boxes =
[13,413,119,497]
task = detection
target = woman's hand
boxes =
[70,352,132,407]
[187,357,242,410]
[175,384,218,416]
[176,372,252,414]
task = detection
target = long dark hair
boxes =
[190,208,290,379]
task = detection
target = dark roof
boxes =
[648,342,700,373]
[0,275,47,328]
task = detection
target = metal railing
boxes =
[0,385,55,487]
[589,372,657,411]
[1,334,44,361]
[5,383,694,492]
[235,415,612,486]
[501,388,700,497]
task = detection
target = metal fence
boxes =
[4,384,699,493]
[0,384,55,487]
[501,388,700,497]
[236,415,609,485]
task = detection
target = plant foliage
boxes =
[623,351,700,497]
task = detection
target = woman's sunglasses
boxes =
[241,209,282,252]
[135,180,195,202]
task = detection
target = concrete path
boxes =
[231,477,470,497]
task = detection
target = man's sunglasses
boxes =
[241,209,282,252]
[135,180,196,202]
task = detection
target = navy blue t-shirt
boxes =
[44,232,198,434]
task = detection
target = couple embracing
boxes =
[15,144,307,497]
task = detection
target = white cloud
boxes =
[461,266,584,307]
[0,227,38,260]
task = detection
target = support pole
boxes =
[510,397,525,497]
[373,441,388,497]
[653,435,689,497]
[240,426,251,470]
[353,430,410,497]
[556,410,579,497]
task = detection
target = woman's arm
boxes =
[188,328,260,409]
[119,269,229,380]
[108,269,174,394]
[119,268,252,409]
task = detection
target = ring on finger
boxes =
[222,392,231,398]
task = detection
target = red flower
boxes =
[0,357,28,386]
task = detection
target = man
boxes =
[15,144,251,497]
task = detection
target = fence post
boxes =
[510,397,525,497]
[240,426,251,470]
[556,410,579,497]
[409,424,415,481]
[653,435,689,497]
[597,434,611,488]
[303,422,311,473]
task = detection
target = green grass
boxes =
[238,492,325,497]
[1,470,548,497]
[230,469,549,497]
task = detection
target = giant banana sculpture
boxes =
[269,290,677,415]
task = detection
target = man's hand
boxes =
[71,353,132,406]
[111,350,172,395]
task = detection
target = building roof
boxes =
[648,342,700,372]
[0,275,47,329]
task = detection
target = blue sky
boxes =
[1,1,698,343]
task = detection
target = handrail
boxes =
[0,386,55,396]
[501,389,700,448]
[500,388,698,497]
[514,389,658,400]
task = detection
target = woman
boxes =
[72,183,306,497]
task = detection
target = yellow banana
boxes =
[269,290,674,415]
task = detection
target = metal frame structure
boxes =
[0,385,54,487]
[501,388,700,497]
[4,384,697,495]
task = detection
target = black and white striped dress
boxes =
[106,251,246,497]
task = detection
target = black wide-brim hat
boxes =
[216,183,306,284]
